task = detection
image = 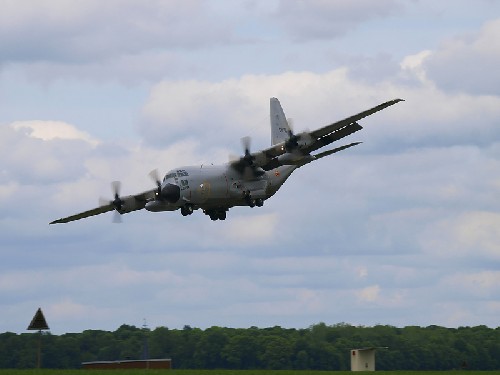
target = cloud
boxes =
[0,0,232,64]
[443,271,500,298]
[3,7,500,334]
[356,284,380,302]
[0,121,96,185]
[11,120,99,144]
[400,50,432,84]
[0,0,407,85]
[274,0,401,41]
[140,78,268,149]
[18,51,188,85]
[47,299,114,324]
[217,213,279,244]
[421,211,500,262]
[140,69,403,152]
[424,18,500,96]
[0,0,238,85]
[141,65,500,155]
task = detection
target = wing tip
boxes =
[382,98,405,108]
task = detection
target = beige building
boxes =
[350,348,376,371]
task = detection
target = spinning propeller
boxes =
[284,118,312,153]
[99,181,124,223]
[241,136,255,166]
[284,118,301,152]
[285,129,299,151]
[149,169,162,198]
[234,136,265,180]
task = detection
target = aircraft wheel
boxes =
[181,204,194,216]
[244,192,256,207]
[217,211,227,220]
[255,198,264,207]
[208,211,218,221]
[247,198,256,208]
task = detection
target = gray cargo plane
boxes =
[50,97,403,223]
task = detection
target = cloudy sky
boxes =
[1,0,500,335]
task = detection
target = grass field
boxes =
[1,372,499,374]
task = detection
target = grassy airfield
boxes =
[4,372,500,374]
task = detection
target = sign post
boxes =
[27,308,50,369]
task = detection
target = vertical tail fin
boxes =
[270,97,291,145]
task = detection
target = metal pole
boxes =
[37,330,41,369]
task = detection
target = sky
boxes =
[1,0,500,335]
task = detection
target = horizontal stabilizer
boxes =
[313,142,361,159]
[297,142,362,167]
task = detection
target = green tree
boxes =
[193,326,228,368]
[259,335,293,369]
[221,331,260,369]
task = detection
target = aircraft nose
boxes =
[161,183,180,203]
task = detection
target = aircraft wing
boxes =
[50,189,156,224]
[50,205,115,224]
[309,98,404,139]
[258,98,403,171]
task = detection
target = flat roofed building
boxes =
[82,359,171,370]
[351,348,376,371]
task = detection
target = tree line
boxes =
[1,323,499,370]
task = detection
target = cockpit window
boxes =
[163,170,189,182]
[163,172,177,182]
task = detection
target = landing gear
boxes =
[244,191,256,207]
[181,204,194,216]
[244,191,264,208]
[247,198,256,208]
[205,209,227,221]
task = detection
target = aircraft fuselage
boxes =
[145,164,296,217]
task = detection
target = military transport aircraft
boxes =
[50,97,403,223]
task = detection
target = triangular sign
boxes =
[27,308,49,330]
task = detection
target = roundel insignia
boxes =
[275,170,280,177]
